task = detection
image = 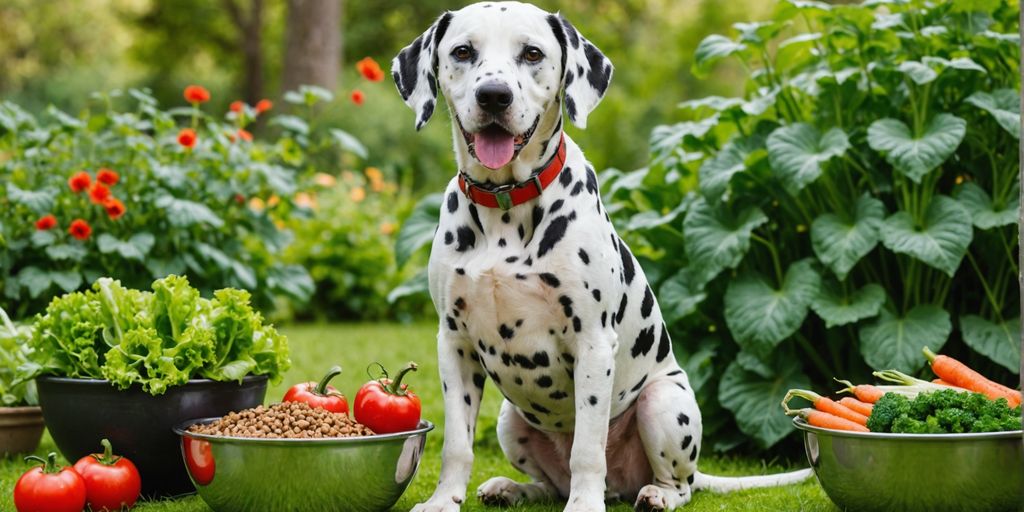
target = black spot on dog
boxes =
[616,294,628,325]
[498,238,507,247]
[536,375,553,388]
[456,226,476,252]
[532,351,550,367]
[578,248,590,264]
[464,393,472,405]
[585,167,598,194]
[672,460,678,468]
[468,204,484,233]
[419,100,434,127]
[588,395,598,406]
[473,373,486,389]
[561,17,580,48]
[631,325,656,357]
[457,348,464,358]
[455,297,466,310]
[515,273,527,280]
[559,166,573,187]
[566,96,577,121]
[571,181,584,196]
[562,352,575,364]
[470,352,480,362]
[523,411,540,424]
[532,205,544,232]
[592,289,601,302]
[444,231,453,245]
[539,273,560,287]
[572,316,582,332]
[518,223,526,240]
[506,256,519,263]
[499,324,515,340]
[600,311,607,327]
[538,215,570,257]
[681,435,693,451]
[447,191,459,213]
[490,371,501,384]
[446,316,458,331]
[524,256,533,266]
[690,445,699,461]
[656,326,671,362]
[549,390,568,399]
[531,402,550,414]
[687,474,695,485]
[488,345,496,355]
[678,413,690,426]
[518,437,529,444]
[513,354,537,370]
[396,35,423,100]
[456,267,465,275]
[667,369,683,376]
[501,352,512,366]
[502,212,511,223]
[641,286,654,318]
[583,42,611,95]
[516,319,524,327]
[559,295,573,317]
[618,238,635,284]
[550,199,564,213]
[631,375,647,392]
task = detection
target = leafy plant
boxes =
[0,306,36,406]
[602,0,1020,449]
[21,275,290,395]
[0,85,366,316]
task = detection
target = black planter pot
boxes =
[36,375,267,498]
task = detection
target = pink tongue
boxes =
[474,128,515,170]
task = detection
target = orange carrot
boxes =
[782,389,869,426]
[788,408,870,432]
[838,397,873,417]
[923,348,1021,408]
[834,379,885,404]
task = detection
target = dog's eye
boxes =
[522,47,544,63]
[452,45,473,62]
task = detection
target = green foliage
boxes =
[0,87,373,315]
[603,0,1021,449]
[0,307,36,407]
[868,389,1022,434]
[22,275,290,395]
[283,168,433,321]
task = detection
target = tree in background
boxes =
[222,0,268,103]
[282,0,341,93]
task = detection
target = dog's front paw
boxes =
[563,491,605,512]
[411,495,464,512]
[477,476,525,506]
[633,484,690,512]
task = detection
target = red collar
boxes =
[458,134,566,210]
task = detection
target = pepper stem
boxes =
[386,362,418,396]
[315,366,343,395]
[24,453,60,474]
[93,438,122,466]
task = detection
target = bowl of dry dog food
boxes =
[174,364,433,512]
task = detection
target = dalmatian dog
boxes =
[392,2,812,511]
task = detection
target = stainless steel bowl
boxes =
[174,418,434,512]
[794,418,1024,512]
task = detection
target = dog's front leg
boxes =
[413,328,482,512]
[565,328,617,512]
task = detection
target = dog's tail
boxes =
[691,468,814,493]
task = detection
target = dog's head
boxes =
[392,1,612,171]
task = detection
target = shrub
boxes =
[603,0,1020,450]
[0,306,36,407]
[0,85,365,316]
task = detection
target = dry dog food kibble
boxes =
[189,401,375,438]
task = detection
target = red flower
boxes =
[68,171,91,193]
[237,129,253,142]
[103,197,125,219]
[351,89,365,106]
[35,214,57,231]
[229,100,244,113]
[68,219,92,240]
[356,57,385,82]
[89,183,111,204]
[255,99,273,113]
[178,128,197,148]
[234,193,245,205]
[184,85,211,103]
[96,168,119,186]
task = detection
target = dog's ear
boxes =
[547,14,613,129]
[392,11,454,131]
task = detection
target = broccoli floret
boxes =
[891,415,945,434]
[935,407,975,433]
[867,392,911,432]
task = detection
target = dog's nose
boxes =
[476,83,513,114]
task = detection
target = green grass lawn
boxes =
[0,323,835,511]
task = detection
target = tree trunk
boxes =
[1018,7,1023,392]
[282,0,341,94]
[222,0,266,103]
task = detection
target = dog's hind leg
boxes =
[477,399,566,506]
[633,370,703,511]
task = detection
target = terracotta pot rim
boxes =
[0,405,42,414]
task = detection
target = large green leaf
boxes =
[718,358,810,448]
[699,135,764,200]
[394,193,443,267]
[960,315,1020,374]
[7,184,56,214]
[811,281,885,328]
[329,129,368,159]
[659,269,707,324]
[880,196,973,277]
[388,268,429,304]
[156,196,224,228]
[811,195,884,280]
[965,89,1020,139]
[867,114,966,183]
[897,61,937,85]
[693,34,747,74]
[266,264,314,302]
[724,259,820,353]
[766,123,849,194]
[96,233,155,261]
[858,305,951,373]
[954,182,1018,230]
[683,197,768,284]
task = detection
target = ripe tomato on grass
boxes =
[14,452,87,512]
[73,439,141,511]
[283,365,350,413]
[354,362,422,434]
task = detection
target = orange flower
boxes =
[229,100,244,113]
[350,187,366,202]
[351,89,365,106]
[96,168,119,186]
[237,129,253,142]
[35,214,57,231]
[248,197,266,212]
[103,197,125,219]
[380,222,396,235]
[89,183,111,204]
[178,128,197,148]
[255,99,273,113]
[313,173,337,187]
[267,195,280,207]
[184,85,211,103]
[295,192,317,209]
[68,219,92,240]
[68,171,91,193]
[356,57,385,82]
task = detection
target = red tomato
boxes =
[354,362,422,434]
[72,439,141,511]
[183,437,216,486]
[14,452,87,512]
[283,365,350,413]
